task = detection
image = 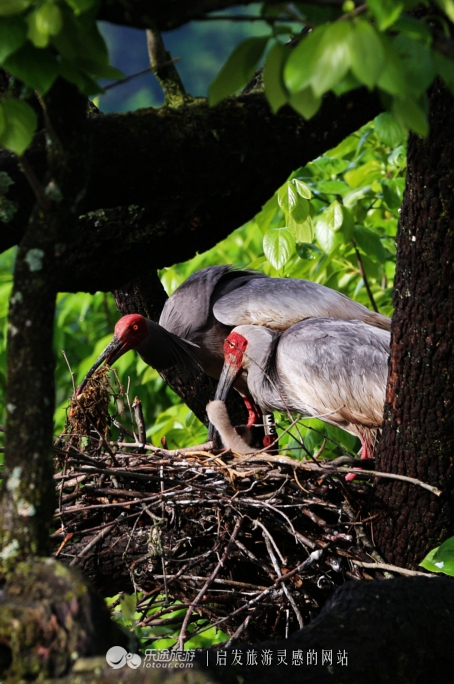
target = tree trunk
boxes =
[375,80,454,566]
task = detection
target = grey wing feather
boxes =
[213,278,390,331]
[276,319,389,430]
[159,265,267,340]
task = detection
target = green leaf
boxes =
[393,96,429,137]
[4,42,59,93]
[324,200,344,231]
[381,178,405,209]
[0,18,27,62]
[367,0,404,30]
[64,0,97,14]
[393,34,435,97]
[393,16,432,43]
[263,41,290,113]
[208,36,269,106]
[0,0,32,17]
[263,227,296,269]
[292,178,312,199]
[340,205,355,240]
[376,38,407,95]
[284,26,327,93]
[433,50,454,97]
[27,11,50,47]
[290,197,310,223]
[0,98,37,155]
[435,0,454,23]
[277,181,298,214]
[316,179,349,194]
[350,21,385,88]
[420,536,454,576]
[388,145,407,167]
[289,87,321,119]
[309,21,354,97]
[344,160,383,188]
[35,3,62,36]
[315,215,336,253]
[354,226,387,262]
[296,242,322,261]
[374,112,407,147]
[291,216,313,243]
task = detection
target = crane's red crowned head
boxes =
[114,314,148,351]
[77,314,148,395]
[215,331,248,402]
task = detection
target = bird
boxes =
[78,266,390,439]
[206,400,258,454]
[213,319,390,474]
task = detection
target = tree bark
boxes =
[375,80,454,566]
[0,90,381,293]
[1,80,91,568]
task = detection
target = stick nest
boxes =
[53,372,388,648]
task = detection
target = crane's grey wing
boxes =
[276,319,389,430]
[213,278,390,331]
[159,265,267,340]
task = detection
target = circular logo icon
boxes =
[106,646,128,669]
[126,653,142,669]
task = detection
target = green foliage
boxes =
[208,2,454,137]
[0,0,123,154]
[420,536,454,576]
[107,593,229,649]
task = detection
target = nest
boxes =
[53,372,388,647]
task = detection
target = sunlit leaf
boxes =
[350,21,385,88]
[376,38,407,95]
[374,112,407,147]
[381,178,405,209]
[64,0,97,14]
[0,98,37,155]
[263,41,290,113]
[420,536,454,576]
[292,178,312,199]
[208,36,269,106]
[310,21,354,97]
[0,17,27,62]
[436,0,454,23]
[393,34,435,97]
[263,227,296,269]
[283,26,327,93]
[393,96,429,137]
[289,87,321,119]
[4,42,59,93]
[368,0,404,30]
[0,0,32,17]
[354,226,387,262]
[344,160,383,188]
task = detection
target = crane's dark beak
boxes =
[214,362,241,402]
[76,335,127,395]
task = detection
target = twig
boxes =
[61,350,76,394]
[177,516,243,650]
[132,396,147,450]
[69,525,112,566]
[353,241,379,313]
[352,561,435,577]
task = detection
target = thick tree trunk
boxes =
[375,81,454,566]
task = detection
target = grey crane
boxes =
[214,319,390,473]
[79,266,390,439]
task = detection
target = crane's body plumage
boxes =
[216,319,390,453]
[79,266,391,429]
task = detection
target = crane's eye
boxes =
[133,324,139,331]
[227,341,235,348]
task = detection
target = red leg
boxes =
[345,436,370,482]
[243,396,261,429]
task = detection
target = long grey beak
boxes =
[214,362,241,402]
[77,336,127,395]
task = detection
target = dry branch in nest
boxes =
[62,366,112,453]
[52,372,431,648]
